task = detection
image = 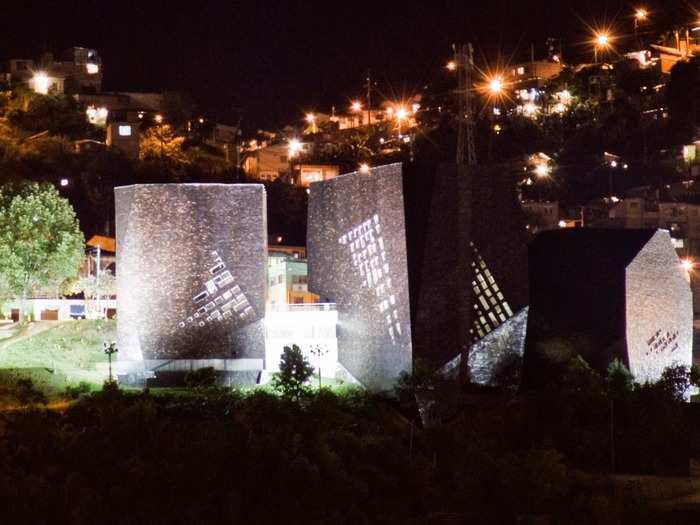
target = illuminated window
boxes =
[118,125,132,136]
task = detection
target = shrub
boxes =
[272,344,314,400]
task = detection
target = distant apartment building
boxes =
[267,245,319,305]
[76,92,164,126]
[505,59,563,90]
[652,27,700,74]
[331,108,389,130]
[604,198,700,252]
[243,143,291,181]
[3,47,103,94]
[106,122,140,160]
[297,164,339,187]
[521,201,560,232]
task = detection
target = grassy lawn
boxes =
[0,320,114,394]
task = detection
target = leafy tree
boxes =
[272,344,314,400]
[75,270,116,317]
[7,91,89,138]
[139,124,187,162]
[606,358,634,400]
[666,56,700,143]
[0,182,84,319]
[656,364,692,402]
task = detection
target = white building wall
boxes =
[625,230,693,384]
[264,306,338,377]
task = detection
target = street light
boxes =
[634,8,648,44]
[446,60,457,71]
[359,163,370,174]
[32,72,50,95]
[488,77,504,95]
[594,32,611,63]
[306,113,317,134]
[288,138,302,158]
[682,258,695,272]
[534,164,550,178]
[395,106,408,136]
[351,101,362,127]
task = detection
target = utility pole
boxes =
[452,43,477,385]
[454,43,476,166]
[96,245,101,319]
[365,69,372,127]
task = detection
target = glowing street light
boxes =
[682,258,695,272]
[395,106,408,136]
[634,8,648,44]
[154,114,164,124]
[288,138,302,158]
[351,101,362,128]
[634,8,648,21]
[446,60,457,71]
[32,72,50,95]
[359,163,370,174]
[534,163,550,178]
[305,113,317,134]
[489,77,504,94]
[594,32,611,63]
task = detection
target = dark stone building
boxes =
[523,228,692,387]
[115,184,267,365]
[308,162,528,388]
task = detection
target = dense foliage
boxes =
[1,355,700,524]
[0,181,84,312]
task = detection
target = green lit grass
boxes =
[0,319,113,389]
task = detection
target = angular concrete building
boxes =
[115,184,267,366]
[308,164,413,390]
[308,162,529,389]
[523,229,692,386]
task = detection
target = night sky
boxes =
[0,0,690,130]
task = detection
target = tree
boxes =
[272,344,314,400]
[75,270,116,317]
[0,182,84,320]
[139,124,187,162]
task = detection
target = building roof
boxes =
[86,235,116,253]
[530,228,657,272]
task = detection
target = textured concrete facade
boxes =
[442,308,529,385]
[115,184,267,361]
[523,228,692,387]
[625,230,693,383]
[308,164,412,390]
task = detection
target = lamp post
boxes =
[486,76,504,160]
[395,106,407,137]
[288,138,301,183]
[594,33,610,64]
[351,101,362,128]
[634,8,647,44]
[305,113,317,134]
[103,342,118,383]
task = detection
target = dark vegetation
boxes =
[1,355,700,524]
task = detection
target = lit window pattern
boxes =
[469,243,513,342]
[176,250,254,330]
[338,213,402,344]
